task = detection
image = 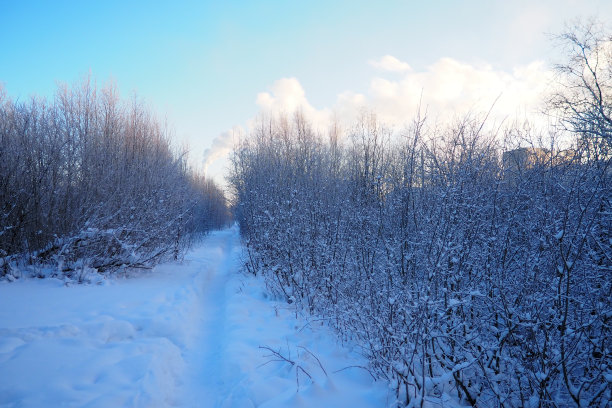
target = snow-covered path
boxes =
[179,226,243,406]
[0,226,389,407]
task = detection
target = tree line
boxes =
[229,24,611,406]
[1,78,230,278]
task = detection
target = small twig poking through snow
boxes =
[296,365,312,390]
[259,345,329,391]
[259,345,310,391]
[333,365,377,381]
[258,345,297,369]
[297,346,328,378]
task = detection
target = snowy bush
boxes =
[0,78,230,278]
[229,24,611,406]
[231,112,610,406]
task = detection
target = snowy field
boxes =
[0,226,390,407]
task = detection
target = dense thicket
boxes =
[230,26,611,407]
[0,79,229,278]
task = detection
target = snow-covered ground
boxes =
[0,226,390,407]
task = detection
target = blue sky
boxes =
[1,1,611,182]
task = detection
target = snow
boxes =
[0,225,390,407]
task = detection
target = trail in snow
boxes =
[179,226,242,406]
[0,226,390,407]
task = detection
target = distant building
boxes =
[502,147,550,174]
[502,147,582,182]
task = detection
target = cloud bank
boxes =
[205,55,554,175]
[253,56,553,131]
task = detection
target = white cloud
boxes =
[380,58,550,125]
[256,77,307,114]
[255,77,332,131]
[328,56,553,130]
[369,55,412,73]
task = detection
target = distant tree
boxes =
[550,20,612,159]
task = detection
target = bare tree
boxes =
[550,20,612,160]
